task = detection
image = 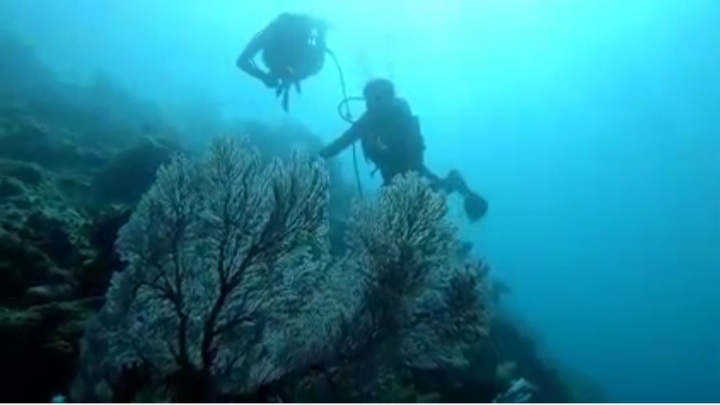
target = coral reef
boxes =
[72,138,332,401]
[0,301,97,402]
[71,139,490,402]
[90,136,183,204]
[0,32,606,402]
[0,34,196,402]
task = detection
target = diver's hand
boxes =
[261,74,280,89]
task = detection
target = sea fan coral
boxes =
[326,173,490,399]
[71,140,490,402]
[71,137,330,401]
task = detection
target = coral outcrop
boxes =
[0,32,603,403]
[71,138,490,402]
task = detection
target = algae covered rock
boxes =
[76,206,132,297]
[0,195,91,304]
[91,136,183,204]
[0,158,45,186]
[0,302,96,402]
[0,177,24,199]
[0,114,107,171]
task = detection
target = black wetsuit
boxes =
[320,98,441,186]
[237,13,325,88]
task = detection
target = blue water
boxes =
[1,0,718,401]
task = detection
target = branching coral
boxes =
[322,173,491,400]
[71,137,330,401]
[71,139,490,402]
[247,174,492,402]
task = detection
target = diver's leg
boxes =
[443,169,469,196]
[418,165,472,196]
[417,165,448,192]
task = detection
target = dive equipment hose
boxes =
[326,48,364,197]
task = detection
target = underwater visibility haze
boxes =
[0,0,718,402]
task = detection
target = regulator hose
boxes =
[326,48,364,197]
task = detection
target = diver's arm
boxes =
[236,29,270,82]
[319,120,364,159]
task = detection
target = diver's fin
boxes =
[464,191,488,222]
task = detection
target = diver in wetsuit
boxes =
[236,13,328,111]
[319,78,488,222]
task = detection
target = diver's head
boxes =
[363,78,395,113]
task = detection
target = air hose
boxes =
[326,48,365,197]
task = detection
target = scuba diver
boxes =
[236,13,328,112]
[319,78,489,222]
